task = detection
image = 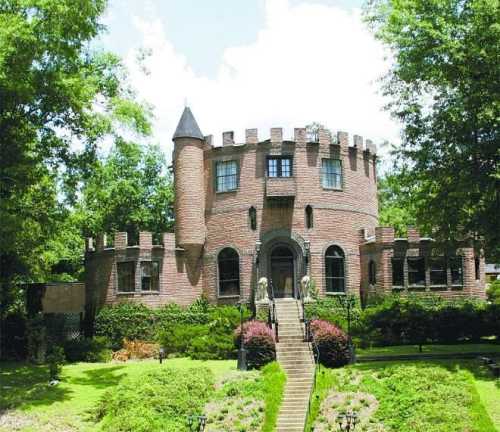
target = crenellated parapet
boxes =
[85,231,175,253]
[205,126,378,155]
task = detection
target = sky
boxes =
[96,0,399,162]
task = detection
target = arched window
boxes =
[218,248,240,297]
[368,260,376,285]
[325,245,345,293]
[249,206,257,231]
[305,205,313,229]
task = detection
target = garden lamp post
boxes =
[336,294,357,363]
[237,300,247,371]
[187,414,207,432]
[338,411,358,431]
[159,347,165,364]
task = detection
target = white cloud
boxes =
[125,0,400,163]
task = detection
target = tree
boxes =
[378,170,419,236]
[365,0,500,260]
[0,0,151,357]
[76,140,174,238]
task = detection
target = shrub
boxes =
[305,297,364,335]
[94,367,214,432]
[487,279,500,304]
[234,320,276,369]
[157,324,209,356]
[63,336,112,363]
[310,319,351,367]
[95,303,155,350]
[46,345,65,380]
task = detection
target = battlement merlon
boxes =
[203,127,377,152]
[85,231,175,252]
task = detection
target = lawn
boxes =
[0,359,236,432]
[357,343,500,358]
[306,359,500,432]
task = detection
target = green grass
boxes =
[0,359,235,432]
[357,343,500,357]
[261,362,286,432]
[306,360,499,432]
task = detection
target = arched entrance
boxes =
[270,245,295,298]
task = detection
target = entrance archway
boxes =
[271,245,294,298]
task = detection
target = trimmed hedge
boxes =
[95,300,251,356]
[307,295,500,348]
[310,319,352,367]
[235,320,276,369]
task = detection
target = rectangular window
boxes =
[267,156,292,177]
[215,160,238,192]
[141,261,160,291]
[117,262,135,292]
[408,257,425,286]
[392,258,404,287]
[429,257,447,285]
[321,159,342,189]
[450,257,463,285]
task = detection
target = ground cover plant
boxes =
[0,359,234,432]
[0,359,286,432]
[306,359,499,432]
[204,362,286,432]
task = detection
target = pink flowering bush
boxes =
[310,319,351,367]
[234,320,276,369]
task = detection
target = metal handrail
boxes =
[268,279,279,343]
[300,290,320,432]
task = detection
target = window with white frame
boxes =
[430,257,447,285]
[267,156,292,177]
[215,160,238,192]
[407,257,425,286]
[321,159,342,189]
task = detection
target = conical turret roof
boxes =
[172,107,204,140]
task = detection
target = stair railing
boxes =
[268,279,279,343]
[300,286,320,432]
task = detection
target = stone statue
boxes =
[300,275,316,302]
[256,277,269,303]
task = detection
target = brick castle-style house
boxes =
[85,107,486,309]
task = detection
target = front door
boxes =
[271,246,294,298]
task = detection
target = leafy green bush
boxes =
[305,297,364,335]
[487,279,500,304]
[63,336,112,362]
[46,345,65,380]
[95,303,155,350]
[94,367,214,432]
[360,295,499,346]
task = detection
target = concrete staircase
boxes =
[275,298,315,432]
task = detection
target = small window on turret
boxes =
[322,159,342,189]
[215,160,238,192]
[305,205,313,229]
[249,207,257,231]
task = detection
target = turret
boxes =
[172,107,206,248]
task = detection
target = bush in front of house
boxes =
[95,303,155,350]
[94,367,214,432]
[63,336,113,362]
[310,319,351,368]
[46,345,65,380]
[234,320,276,369]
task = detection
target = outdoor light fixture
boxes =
[187,414,207,432]
[337,411,358,431]
[236,301,248,371]
[158,347,165,364]
[255,240,261,253]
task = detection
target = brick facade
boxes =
[84,109,486,309]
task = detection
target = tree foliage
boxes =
[76,140,174,237]
[365,0,500,259]
[0,0,170,352]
